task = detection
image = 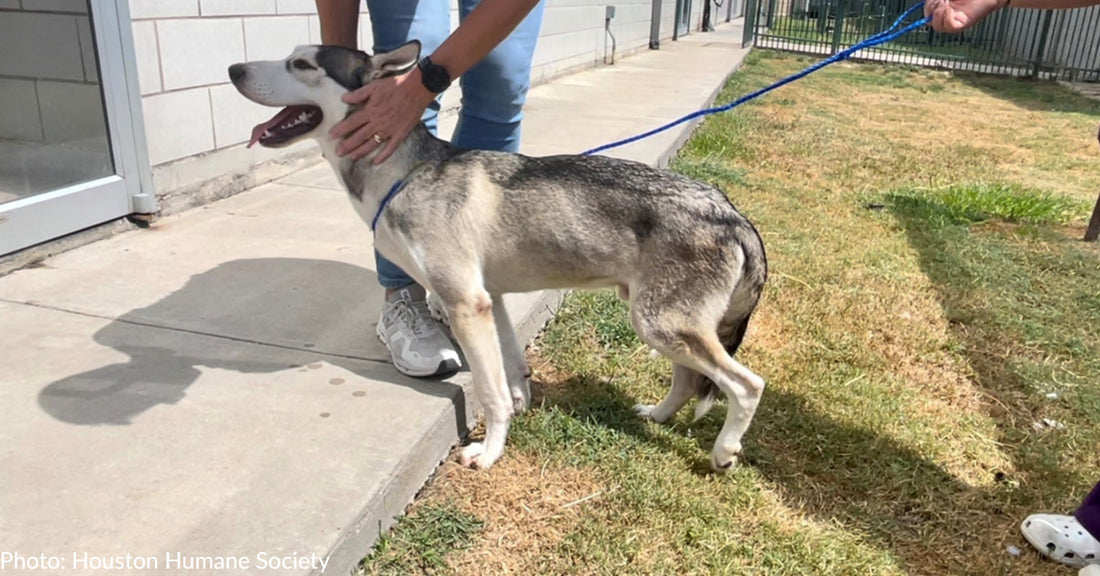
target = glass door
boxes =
[0,0,149,256]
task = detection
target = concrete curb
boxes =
[653,49,749,170]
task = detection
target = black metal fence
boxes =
[742,0,1100,81]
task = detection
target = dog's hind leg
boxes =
[631,309,764,472]
[634,365,704,424]
[492,297,531,413]
[699,341,764,471]
[440,286,514,470]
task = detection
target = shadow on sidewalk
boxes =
[38,257,468,431]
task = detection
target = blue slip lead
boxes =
[372,179,405,232]
[580,2,931,157]
[374,4,929,233]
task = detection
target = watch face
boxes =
[420,58,450,93]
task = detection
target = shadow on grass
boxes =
[524,372,721,475]
[524,358,1021,574]
[856,192,1100,570]
[955,71,1100,116]
[738,191,1097,574]
[749,387,1017,574]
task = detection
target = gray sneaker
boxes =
[377,284,461,377]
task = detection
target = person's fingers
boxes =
[372,124,413,166]
[348,140,380,159]
[932,3,948,31]
[924,0,941,19]
[339,123,380,157]
[331,106,369,139]
[950,11,970,31]
[946,5,971,32]
[342,83,374,104]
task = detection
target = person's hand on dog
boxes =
[331,67,436,164]
[924,0,1007,31]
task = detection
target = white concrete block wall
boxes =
[129,0,717,175]
[129,0,356,165]
[531,0,659,83]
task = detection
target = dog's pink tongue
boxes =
[248,107,292,148]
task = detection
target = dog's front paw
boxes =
[633,403,657,420]
[458,442,499,470]
[710,446,742,473]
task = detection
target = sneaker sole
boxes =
[376,323,461,378]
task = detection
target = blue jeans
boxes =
[366,0,545,289]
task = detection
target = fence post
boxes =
[831,0,847,55]
[1030,9,1054,78]
[743,0,758,47]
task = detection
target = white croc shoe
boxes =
[1020,514,1100,568]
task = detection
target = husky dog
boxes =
[228,42,767,471]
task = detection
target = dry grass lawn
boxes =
[357,51,1100,576]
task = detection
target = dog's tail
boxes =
[692,314,753,421]
[693,232,767,422]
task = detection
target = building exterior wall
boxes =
[125,0,711,209]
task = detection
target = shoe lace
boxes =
[390,298,438,340]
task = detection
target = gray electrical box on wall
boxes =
[606,5,616,19]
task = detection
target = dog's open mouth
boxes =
[248,105,322,148]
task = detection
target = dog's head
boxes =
[228,41,421,149]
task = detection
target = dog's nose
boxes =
[228,64,247,83]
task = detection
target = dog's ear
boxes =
[361,40,421,82]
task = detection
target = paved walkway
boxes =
[0,22,750,576]
[1063,81,1100,102]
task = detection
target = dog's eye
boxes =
[291,59,316,71]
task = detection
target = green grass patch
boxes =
[669,157,749,189]
[357,503,483,576]
[886,182,1087,225]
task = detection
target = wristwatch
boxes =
[417,56,452,94]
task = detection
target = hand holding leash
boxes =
[924,0,1008,32]
[926,0,1100,31]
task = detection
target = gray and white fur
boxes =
[228,42,768,471]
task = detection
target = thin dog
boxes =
[228,42,768,471]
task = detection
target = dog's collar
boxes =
[371,179,406,232]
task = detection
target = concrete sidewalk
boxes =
[0,22,750,576]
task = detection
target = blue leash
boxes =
[373,4,929,231]
[580,2,931,156]
[372,179,404,231]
